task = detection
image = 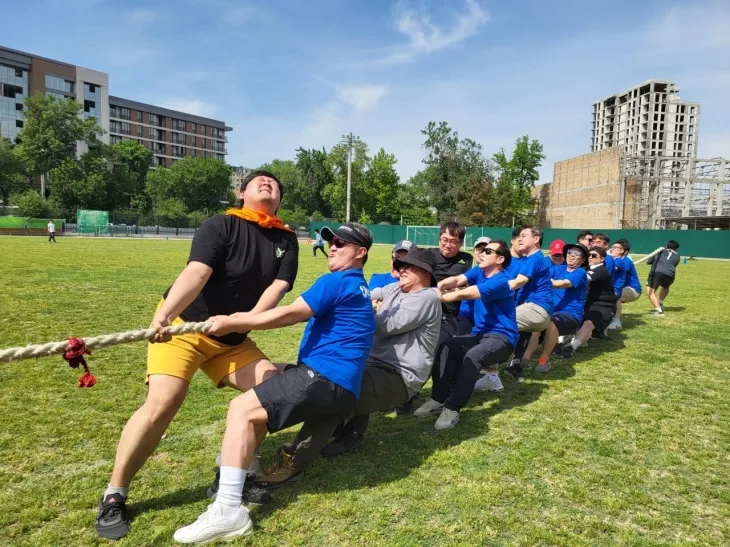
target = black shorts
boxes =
[455,316,474,336]
[647,274,674,290]
[253,364,356,433]
[553,313,580,336]
[584,305,615,333]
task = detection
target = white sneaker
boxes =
[414,398,444,417]
[474,372,503,392]
[606,317,620,330]
[216,453,261,478]
[434,408,460,430]
[173,503,253,544]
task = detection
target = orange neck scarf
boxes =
[226,207,294,233]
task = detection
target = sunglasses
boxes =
[567,249,584,257]
[329,237,354,249]
[589,253,601,258]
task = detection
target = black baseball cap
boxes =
[321,223,373,250]
[393,248,438,286]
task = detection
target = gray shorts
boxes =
[516,302,551,332]
[621,287,640,303]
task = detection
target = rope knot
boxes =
[63,338,96,388]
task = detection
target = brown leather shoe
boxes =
[254,449,301,490]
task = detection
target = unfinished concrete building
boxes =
[535,149,730,229]
[592,80,700,160]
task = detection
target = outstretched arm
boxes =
[207,297,314,336]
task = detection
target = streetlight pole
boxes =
[341,132,360,224]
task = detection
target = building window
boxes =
[172,132,185,145]
[202,138,207,148]
[119,122,131,135]
[45,75,75,94]
[173,119,186,131]
[84,100,96,112]
[137,125,144,137]
[15,103,22,111]
[172,145,185,157]
[16,120,23,128]
[149,114,164,127]
[191,135,196,147]
[119,107,131,120]
[190,122,197,133]
[149,127,159,140]
[137,111,143,123]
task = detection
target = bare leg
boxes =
[522,332,541,361]
[648,288,661,309]
[615,300,623,320]
[658,286,669,304]
[540,323,560,360]
[575,321,595,345]
[220,390,269,470]
[109,375,189,487]
[220,358,279,391]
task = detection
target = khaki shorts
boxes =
[146,301,268,386]
[516,302,551,332]
[621,287,640,303]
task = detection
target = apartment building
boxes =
[109,97,230,169]
[591,80,700,159]
[0,45,230,170]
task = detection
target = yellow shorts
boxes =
[146,303,268,387]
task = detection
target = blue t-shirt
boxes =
[368,272,399,291]
[611,256,628,296]
[515,251,554,316]
[298,269,376,397]
[552,266,588,322]
[458,299,474,320]
[604,254,615,276]
[464,268,518,347]
[314,233,324,247]
[504,255,522,280]
[550,263,566,279]
[624,259,642,293]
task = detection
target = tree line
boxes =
[0,92,545,227]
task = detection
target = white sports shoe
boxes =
[173,503,253,544]
[414,398,444,417]
[607,317,621,330]
[474,372,504,392]
[434,408,460,430]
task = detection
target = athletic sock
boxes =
[655,306,663,312]
[570,338,583,350]
[215,466,246,513]
[103,485,128,500]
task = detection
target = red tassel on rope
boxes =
[63,337,97,387]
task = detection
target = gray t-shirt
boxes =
[647,249,680,278]
[369,283,442,396]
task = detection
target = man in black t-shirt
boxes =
[397,221,472,414]
[94,170,299,541]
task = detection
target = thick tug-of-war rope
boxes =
[0,321,213,387]
[633,247,664,265]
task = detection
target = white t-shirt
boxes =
[48,222,55,233]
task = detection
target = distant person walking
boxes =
[646,240,681,316]
[47,220,56,243]
[312,229,326,257]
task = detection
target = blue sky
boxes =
[2,0,729,183]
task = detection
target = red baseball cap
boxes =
[549,239,565,255]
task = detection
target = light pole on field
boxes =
[341,132,361,223]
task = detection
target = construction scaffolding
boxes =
[620,155,730,229]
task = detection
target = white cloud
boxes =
[158,99,217,118]
[336,85,389,114]
[128,7,158,24]
[382,0,489,64]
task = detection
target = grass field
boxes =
[1,236,729,546]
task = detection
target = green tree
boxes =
[257,158,307,211]
[324,139,370,221]
[146,157,232,214]
[18,93,103,194]
[106,140,154,210]
[364,148,400,223]
[493,135,545,225]
[420,121,491,220]
[10,190,51,217]
[277,208,309,228]
[156,197,188,224]
[295,147,334,217]
[0,138,29,208]
[49,153,111,212]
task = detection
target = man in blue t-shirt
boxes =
[607,238,641,330]
[414,240,517,430]
[368,240,415,290]
[174,222,375,544]
[530,243,588,373]
[506,225,554,381]
[312,228,326,257]
[456,236,491,335]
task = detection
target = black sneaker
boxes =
[394,396,415,416]
[561,344,576,359]
[95,494,130,540]
[321,433,365,458]
[504,364,524,382]
[591,330,608,340]
[207,470,271,505]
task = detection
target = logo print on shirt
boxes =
[307,369,314,378]
[360,285,371,299]
[276,248,285,259]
